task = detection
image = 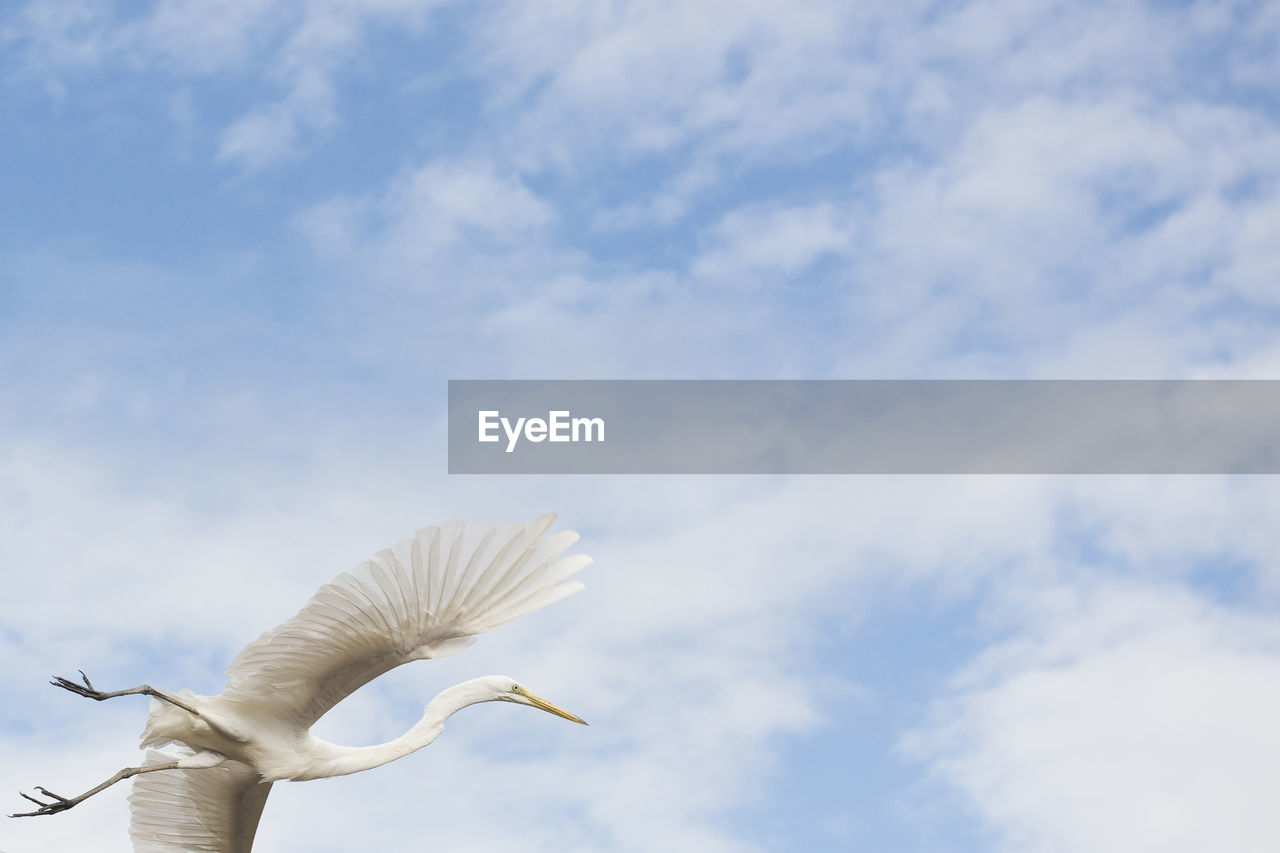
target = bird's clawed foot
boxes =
[50,671,108,701]
[9,787,75,818]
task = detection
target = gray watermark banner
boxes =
[447,380,1280,474]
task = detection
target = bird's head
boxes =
[484,675,588,725]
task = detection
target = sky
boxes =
[2,1,1280,851]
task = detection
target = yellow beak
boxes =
[515,686,589,725]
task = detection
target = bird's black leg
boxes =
[50,671,246,744]
[51,671,202,717]
[9,761,181,818]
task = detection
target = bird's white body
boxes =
[139,677,518,783]
[18,515,590,853]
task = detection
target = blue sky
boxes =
[3,1,1280,851]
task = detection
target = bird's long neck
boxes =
[298,679,496,780]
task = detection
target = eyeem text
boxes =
[477,410,605,453]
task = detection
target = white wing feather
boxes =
[129,749,271,853]
[219,514,589,728]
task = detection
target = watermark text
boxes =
[478,410,605,453]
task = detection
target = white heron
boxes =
[11,514,591,852]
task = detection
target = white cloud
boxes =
[140,0,285,73]
[906,580,1280,853]
[471,0,883,213]
[6,0,447,167]
[217,106,307,166]
[211,0,431,168]
[7,0,1273,182]
[818,95,1280,377]
[262,5,1280,378]
[3,0,118,74]
[693,202,855,283]
[298,159,555,280]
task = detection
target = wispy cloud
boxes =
[906,579,1280,853]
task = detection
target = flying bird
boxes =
[11,514,591,852]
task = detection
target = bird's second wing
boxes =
[219,514,590,727]
[129,750,271,853]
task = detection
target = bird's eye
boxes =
[510,684,521,693]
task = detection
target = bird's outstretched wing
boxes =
[129,750,271,853]
[219,514,589,728]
